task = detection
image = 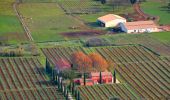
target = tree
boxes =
[89,53,108,71]
[130,0,137,4]
[86,38,111,47]
[101,0,106,4]
[61,70,76,80]
[16,45,24,56]
[30,43,40,56]
[71,51,92,73]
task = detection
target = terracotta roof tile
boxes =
[98,14,126,23]
[124,21,158,30]
[90,72,112,77]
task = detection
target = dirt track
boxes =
[13,0,34,41]
[133,3,148,20]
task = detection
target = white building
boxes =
[97,14,126,27]
[119,21,160,33]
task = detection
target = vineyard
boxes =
[42,45,170,99]
[0,58,65,100]
[57,0,112,14]
[100,34,170,56]
[116,58,170,99]
[41,45,160,65]
[76,83,140,100]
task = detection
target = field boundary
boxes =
[13,1,33,41]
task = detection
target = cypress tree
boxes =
[99,72,102,84]
[45,58,49,73]
[77,91,80,100]
[72,82,75,95]
[61,79,63,92]
[101,0,106,4]
[66,89,68,100]
[114,70,116,83]
[84,73,86,85]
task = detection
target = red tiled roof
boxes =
[98,14,126,23]
[90,72,112,77]
[124,20,158,30]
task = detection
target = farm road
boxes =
[13,0,34,41]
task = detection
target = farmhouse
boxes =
[119,20,160,33]
[97,14,126,27]
[74,72,113,86]
[90,72,113,84]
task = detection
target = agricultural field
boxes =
[0,57,65,100]
[57,0,133,29]
[18,3,86,42]
[150,32,170,44]
[141,0,170,24]
[41,45,170,99]
[76,83,140,100]
[0,0,27,44]
[41,45,160,66]
[98,33,170,56]
[21,0,57,3]
[116,58,170,99]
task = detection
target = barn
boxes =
[97,14,126,27]
[119,20,160,33]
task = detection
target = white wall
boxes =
[104,19,126,27]
[119,23,127,32]
[127,28,160,34]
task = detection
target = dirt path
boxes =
[13,1,34,41]
[133,3,160,22]
[133,3,148,20]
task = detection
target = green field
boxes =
[21,0,57,3]
[58,0,133,29]
[96,32,170,56]
[0,0,26,44]
[149,32,170,44]
[141,0,170,24]
[18,3,85,42]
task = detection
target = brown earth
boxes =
[0,32,28,42]
[61,30,104,38]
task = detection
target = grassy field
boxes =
[21,0,58,3]
[58,0,133,29]
[18,3,84,42]
[149,32,170,44]
[0,0,26,44]
[141,0,170,24]
[97,32,170,56]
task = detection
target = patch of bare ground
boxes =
[0,32,28,42]
[61,30,104,38]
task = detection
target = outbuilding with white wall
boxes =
[119,21,160,33]
[97,14,126,27]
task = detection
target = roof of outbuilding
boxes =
[90,72,113,77]
[98,14,126,23]
[124,20,158,30]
